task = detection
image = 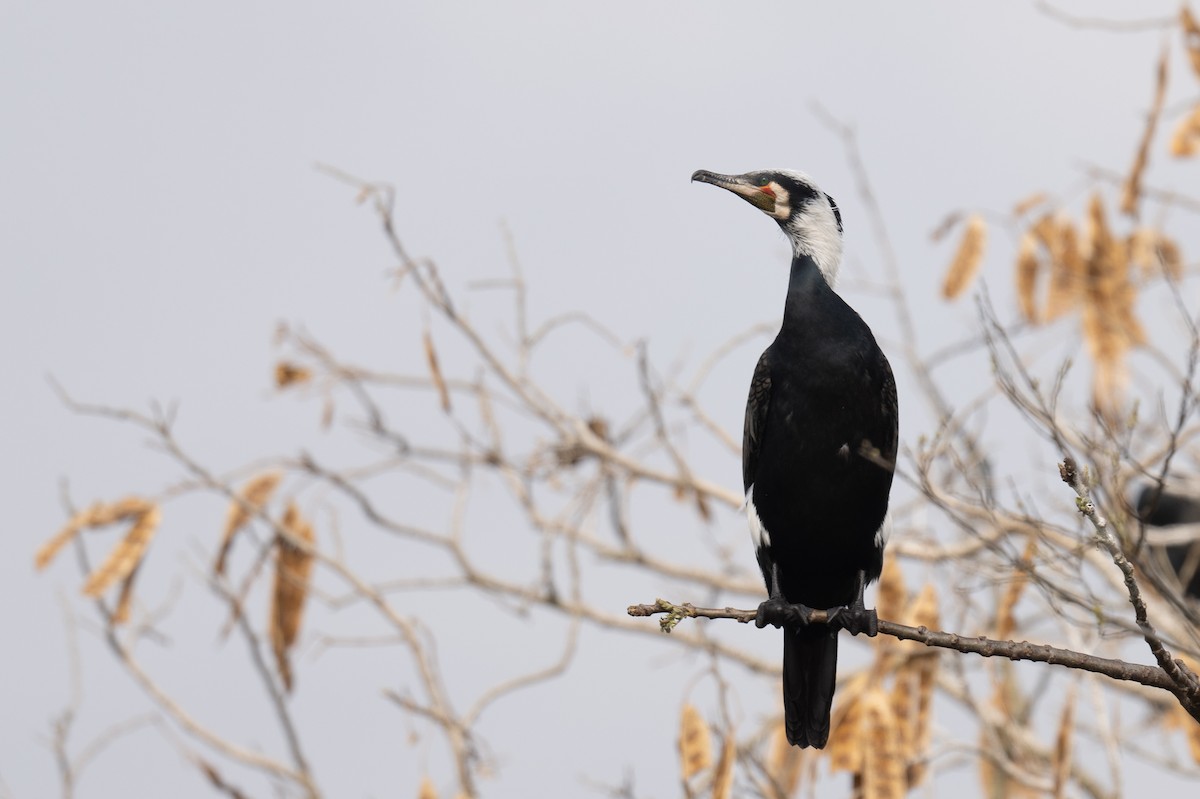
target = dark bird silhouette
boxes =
[1133,484,1200,599]
[692,169,898,748]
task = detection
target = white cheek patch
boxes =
[769,183,791,221]
[746,484,770,549]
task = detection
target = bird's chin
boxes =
[748,194,776,214]
[732,188,775,214]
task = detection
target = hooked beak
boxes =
[691,169,776,213]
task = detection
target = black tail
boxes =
[783,624,838,748]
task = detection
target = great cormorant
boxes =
[692,168,899,748]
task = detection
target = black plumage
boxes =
[692,169,899,748]
[1133,484,1200,599]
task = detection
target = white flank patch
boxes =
[874,515,893,549]
[745,485,770,549]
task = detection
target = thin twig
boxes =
[1058,456,1200,718]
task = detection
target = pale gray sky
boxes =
[4,2,1197,796]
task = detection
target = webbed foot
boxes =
[827,569,878,637]
[827,603,878,637]
[756,596,815,630]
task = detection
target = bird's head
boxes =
[691,169,844,286]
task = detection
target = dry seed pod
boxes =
[906,582,939,632]
[890,665,917,763]
[1183,704,1200,764]
[112,558,146,624]
[1051,685,1077,798]
[996,537,1036,641]
[978,739,1040,799]
[901,583,939,788]
[1029,211,1058,249]
[767,723,803,796]
[941,215,987,299]
[1183,7,1200,78]
[1157,235,1184,279]
[890,584,939,731]
[1090,339,1130,417]
[215,471,283,576]
[1117,281,1147,347]
[874,556,907,628]
[271,504,316,647]
[1083,194,1113,268]
[1120,45,1168,216]
[84,497,153,526]
[1081,194,1140,416]
[1015,234,1041,322]
[678,703,712,780]
[1081,310,1121,395]
[979,673,1040,799]
[82,505,161,598]
[1043,218,1085,320]
[269,503,316,692]
[36,515,88,571]
[859,689,904,799]
[976,736,997,798]
[37,498,158,622]
[1127,228,1158,274]
[826,672,870,774]
[417,776,438,799]
[710,734,735,799]
[274,361,312,389]
[1169,105,1200,157]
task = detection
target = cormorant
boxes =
[1133,484,1200,599]
[692,169,899,748]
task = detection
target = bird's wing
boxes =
[743,351,772,492]
[877,354,899,471]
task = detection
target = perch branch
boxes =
[627,598,1194,705]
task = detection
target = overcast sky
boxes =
[4,2,1198,797]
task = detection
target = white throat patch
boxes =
[762,170,844,288]
[783,199,843,287]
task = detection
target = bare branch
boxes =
[627,599,1186,695]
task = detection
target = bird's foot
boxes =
[755,597,815,630]
[827,603,878,637]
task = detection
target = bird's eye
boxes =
[755,176,770,186]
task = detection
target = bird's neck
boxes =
[781,254,836,332]
[781,218,841,287]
